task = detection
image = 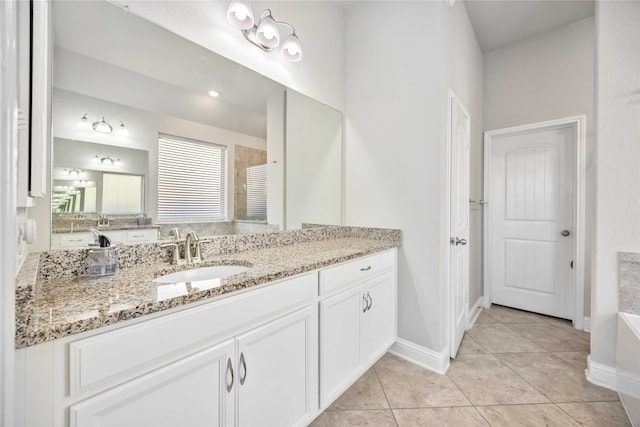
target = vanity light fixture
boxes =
[226,0,303,63]
[94,155,121,166]
[62,169,85,177]
[77,113,129,137]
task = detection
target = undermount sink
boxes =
[153,265,249,284]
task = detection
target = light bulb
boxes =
[115,158,122,166]
[115,122,129,137]
[280,33,302,62]
[256,15,280,48]
[208,90,220,97]
[227,0,254,30]
[77,114,92,130]
[69,170,79,177]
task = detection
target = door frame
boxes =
[483,115,586,330]
[446,89,471,358]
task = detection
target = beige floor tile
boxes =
[394,407,488,427]
[466,324,545,353]
[505,323,590,352]
[475,305,550,324]
[310,409,397,427]
[375,353,470,408]
[457,334,489,355]
[447,354,549,405]
[328,368,389,411]
[476,404,580,427]
[558,401,632,426]
[550,351,590,370]
[497,352,620,402]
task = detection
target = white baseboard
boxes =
[618,369,640,401]
[389,339,449,375]
[469,297,483,328]
[481,295,491,309]
[582,317,591,332]
[586,356,618,392]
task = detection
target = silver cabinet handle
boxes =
[367,292,373,311]
[561,230,571,237]
[360,266,372,271]
[239,352,247,385]
[363,294,368,313]
[226,357,234,393]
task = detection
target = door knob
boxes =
[561,230,571,237]
[451,237,467,246]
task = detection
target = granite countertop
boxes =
[16,237,398,349]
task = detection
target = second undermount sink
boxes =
[153,265,249,284]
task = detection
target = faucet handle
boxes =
[169,228,181,240]
[161,243,182,265]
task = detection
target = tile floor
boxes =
[311,305,632,427]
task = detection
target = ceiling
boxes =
[464,0,595,52]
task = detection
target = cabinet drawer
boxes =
[68,272,316,396]
[56,232,94,249]
[126,229,157,243]
[319,250,394,296]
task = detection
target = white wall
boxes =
[483,17,595,316]
[120,0,345,112]
[591,0,640,371]
[345,1,483,357]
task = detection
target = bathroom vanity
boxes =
[15,227,399,427]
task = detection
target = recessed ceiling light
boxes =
[208,90,220,98]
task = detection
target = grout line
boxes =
[372,361,400,427]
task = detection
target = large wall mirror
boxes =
[35,0,343,249]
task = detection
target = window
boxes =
[246,163,267,219]
[158,134,226,222]
[102,173,144,213]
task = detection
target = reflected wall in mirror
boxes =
[34,0,343,250]
[53,138,148,214]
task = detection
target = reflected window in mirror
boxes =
[158,134,227,222]
[102,173,144,213]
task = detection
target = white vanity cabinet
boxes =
[17,248,397,427]
[51,229,157,249]
[318,250,397,408]
[18,273,318,427]
[68,305,317,427]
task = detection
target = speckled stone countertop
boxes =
[16,228,400,349]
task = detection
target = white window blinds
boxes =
[158,134,226,222]
[246,163,267,219]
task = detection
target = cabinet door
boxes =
[236,305,317,427]
[361,272,395,367]
[319,285,362,408]
[69,340,235,427]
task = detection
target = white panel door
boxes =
[489,126,574,319]
[69,340,235,427]
[236,305,317,427]
[449,94,471,358]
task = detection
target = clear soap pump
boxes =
[87,229,118,277]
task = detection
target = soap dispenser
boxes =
[87,229,118,277]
